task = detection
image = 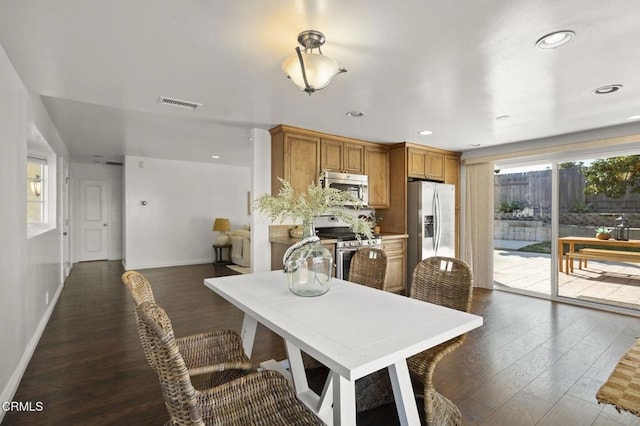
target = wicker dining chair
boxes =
[137,301,324,425]
[348,247,388,290]
[121,271,254,387]
[407,256,474,426]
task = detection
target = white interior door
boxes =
[76,180,109,261]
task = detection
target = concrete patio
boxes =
[493,247,640,309]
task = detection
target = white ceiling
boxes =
[1,0,639,167]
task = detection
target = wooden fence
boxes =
[494,168,640,215]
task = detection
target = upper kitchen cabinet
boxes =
[385,143,461,255]
[364,146,390,208]
[320,138,364,174]
[444,154,460,190]
[271,125,389,207]
[407,147,445,181]
[270,126,321,195]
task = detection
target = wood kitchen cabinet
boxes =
[271,125,389,207]
[382,235,407,294]
[364,146,389,208]
[445,154,461,250]
[270,126,321,195]
[385,142,461,255]
[407,147,445,181]
[320,138,364,174]
[269,126,459,254]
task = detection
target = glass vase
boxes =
[284,219,332,297]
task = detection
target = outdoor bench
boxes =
[565,248,640,274]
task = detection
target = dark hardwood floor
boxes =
[3,261,640,425]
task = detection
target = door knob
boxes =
[63,232,68,236]
[103,223,108,227]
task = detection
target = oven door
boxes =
[336,247,360,280]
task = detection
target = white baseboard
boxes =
[122,258,213,271]
[0,282,63,423]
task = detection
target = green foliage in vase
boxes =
[254,176,373,239]
[594,227,611,235]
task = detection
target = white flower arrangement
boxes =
[254,175,373,239]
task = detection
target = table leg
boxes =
[388,360,421,426]
[558,240,564,273]
[284,341,310,395]
[569,242,575,274]
[333,372,356,426]
[240,315,257,357]
[284,341,333,423]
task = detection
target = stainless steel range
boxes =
[315,224,382,280]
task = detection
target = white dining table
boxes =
[204,271,482,426]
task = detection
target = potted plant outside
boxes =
[595,227,612,240]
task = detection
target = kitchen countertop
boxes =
[270,233,407,245]
[379,233,409,239]
[270,236,338,245]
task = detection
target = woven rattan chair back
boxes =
[121,270,155,306]
[410,256,473,313]
[348,247,388,290]
[408,256,473,425]
[137,301,323,425]
[137,301,204,425]
[122,271,159,368]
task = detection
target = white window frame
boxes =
[27,149,57,238]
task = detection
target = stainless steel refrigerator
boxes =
[407,181,456,290]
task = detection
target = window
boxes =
[27,156,47,225]
[27,124,57,238]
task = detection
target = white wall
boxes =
[0,43,69,421]
[70,162,124,261]
[250,129,271,272]
[123,155,251,270]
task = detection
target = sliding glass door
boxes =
[557,155,640,310]
[493,153,640,312]
[493,163,552,296]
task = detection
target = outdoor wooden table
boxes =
[557,236,640,273]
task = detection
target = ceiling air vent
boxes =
[157,96,202,110]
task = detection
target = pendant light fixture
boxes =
[30,174,42,197]
[282,30,347,95]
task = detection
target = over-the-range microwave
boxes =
[320,171,369,206]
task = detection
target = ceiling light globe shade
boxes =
[282,52,342,92]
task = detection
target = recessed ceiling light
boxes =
[535,30,575,49]
[496,115,511,121]
[418,130,433,135]
[592,84,623,95]
[625,114,640,120]
[469,144,481,148]
[211,155,220,159]
[346,111,364,118]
